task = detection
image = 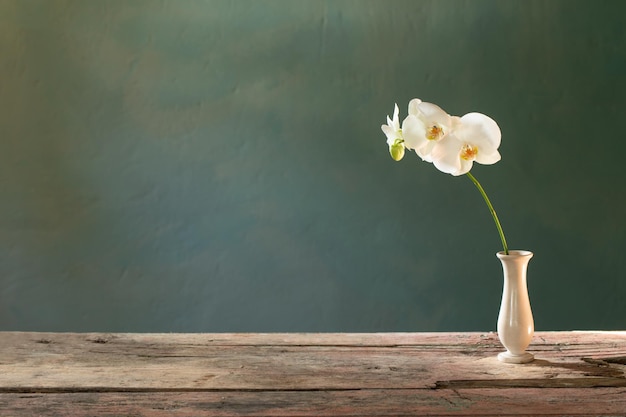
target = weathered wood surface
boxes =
[0,331,625,416]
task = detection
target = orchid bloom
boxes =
[380,98,509,254]
[430,112,501,176]
[381,104,405,161]
[401,98,453,162]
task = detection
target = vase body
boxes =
[496,250,534,363]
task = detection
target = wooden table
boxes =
[1,331,625,416]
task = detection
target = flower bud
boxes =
[389,141,405,161]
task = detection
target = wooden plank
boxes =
[0,332,624,391]
[2,388,626,416]
[3,330,624,347]
[0,332,624,416]
[1,331,498,347]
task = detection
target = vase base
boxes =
[498,351,534,364]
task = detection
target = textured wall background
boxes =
[1,0,625,332]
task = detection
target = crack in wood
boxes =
[600,356,626,365]
[0,387,404,394]
[435,377,626,389]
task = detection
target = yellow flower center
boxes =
[460,144,478,161]
[426,125,444,141]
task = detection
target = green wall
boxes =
[1,0,625,332]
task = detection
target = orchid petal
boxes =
[391,104,400,128]
[455,112,501,151]
[475,149,501,165]
[382,104,403,146]
[407,98,422,116]
[417,102,452,127]
[431,135,464,175]
[416,140,437,162]
[457,158,474,176]
[401,115,426,150]
[381,124,398,145]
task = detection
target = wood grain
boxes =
[2,389,626,416]
[0,331,624,416]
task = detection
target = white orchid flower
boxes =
[401,98,453,162]
[431,112,502,176]
[379,98,509,254]
[381,104,405,161]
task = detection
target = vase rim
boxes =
[496,250,533,258]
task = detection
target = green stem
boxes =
[466,171,509,255]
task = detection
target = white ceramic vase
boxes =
[496,250,535,363]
